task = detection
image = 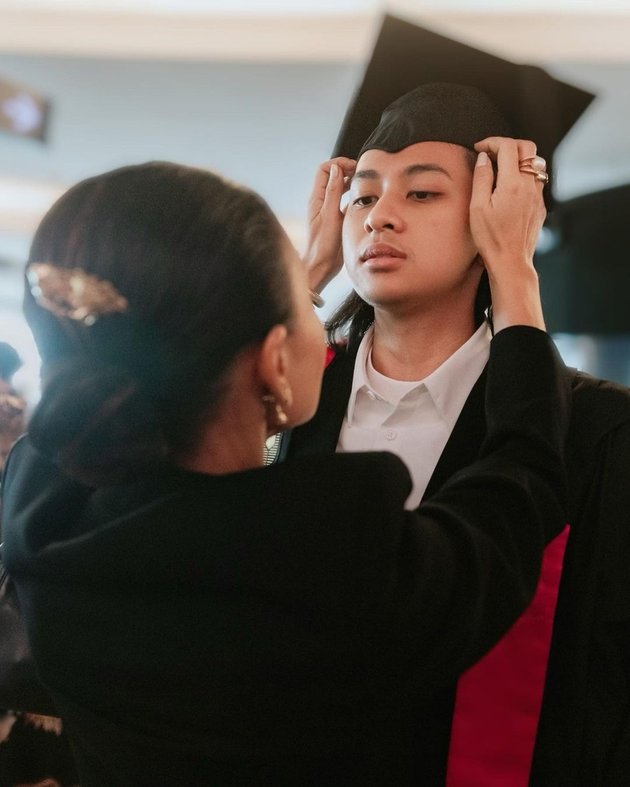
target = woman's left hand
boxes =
[303,156,356,293]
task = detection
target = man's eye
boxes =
[352,195,376,207]
[408,191,435,201]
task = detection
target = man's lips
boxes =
[360,244,406,266]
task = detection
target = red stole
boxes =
[446,525,570,786]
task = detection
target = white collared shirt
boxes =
[337,322,492,509]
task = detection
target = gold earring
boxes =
[262,394,288,429]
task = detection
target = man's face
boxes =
[342,141,482,315]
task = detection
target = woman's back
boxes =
[3,442,433,784]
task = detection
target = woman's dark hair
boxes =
[25,162,291,485]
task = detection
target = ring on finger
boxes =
[519,155,547,172]
[519,168,549,184]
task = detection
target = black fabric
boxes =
[0,327,570,786]
[530,375,630,785]
[535,184,630,333]
[0,713,78,786]
[0,554,56,715]
[358,83,512,160]
[286,340,630,786]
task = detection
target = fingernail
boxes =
[329,163,339,181]
[476,151,489,168]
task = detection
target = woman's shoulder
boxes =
[293,450,410,481]
[264,451,413,513]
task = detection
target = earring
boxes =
[262,394,288,429]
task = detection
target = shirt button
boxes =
[385,429,397,441]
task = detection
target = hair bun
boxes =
[29,357,168,485]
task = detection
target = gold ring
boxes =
[519,167,549,184]
[519,155,547,172]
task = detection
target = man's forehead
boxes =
[353,142,468,181]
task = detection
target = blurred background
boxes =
[2,0,630,406]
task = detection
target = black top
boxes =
[1,327,569,786]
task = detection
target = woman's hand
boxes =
[470,136,547,333]
[303,157,356,293]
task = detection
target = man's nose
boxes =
[364,195,404,233]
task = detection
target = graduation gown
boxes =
[284,342,630,786]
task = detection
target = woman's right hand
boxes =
[470,136,547,333]
[303,156,356,294]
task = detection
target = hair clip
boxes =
[27,263,129,326]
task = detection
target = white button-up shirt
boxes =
[337,322,492,509]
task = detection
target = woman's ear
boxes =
[257,324,294,434]
[257,324,291,401]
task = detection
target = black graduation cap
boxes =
[333,14,595,191]
[535,183,630,334]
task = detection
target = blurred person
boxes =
[0,342,74,786]
[289,82,630,785]
[0,343,27,475]
[0,159,568,785]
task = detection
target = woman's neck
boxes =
[179,357,267,476]
[183,415,266,476]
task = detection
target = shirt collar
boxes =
[346,326,375,425]
[422,322,491,430]
[346,322,491,429]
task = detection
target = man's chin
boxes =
[357,289,421,311]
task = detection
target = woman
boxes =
[1,157,567,785]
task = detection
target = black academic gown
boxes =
[284,342,630,786]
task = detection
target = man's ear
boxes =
[257,324,290,400]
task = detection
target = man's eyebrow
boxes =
[352,169,380,181]
[404,163,452,180]
[351,163,452,184]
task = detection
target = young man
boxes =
[286,80,630,785]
